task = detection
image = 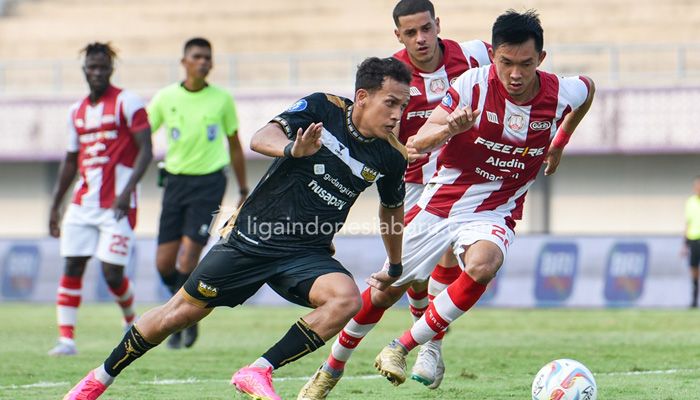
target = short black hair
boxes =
[492,9,544,53]
[184,37,212,54]
[355,57,411,93]
[392,0,435,26]
[81,42,117,62]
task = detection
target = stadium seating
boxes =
[1,0,699,60]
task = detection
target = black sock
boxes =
[104,325,156,377]
[160,270,179,295]
[261,318,325,369]
[693,279,698,304]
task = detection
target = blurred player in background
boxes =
[147,37,248,349]
[683,175,700,308]
[300,1,491,397]
[62,56,410,400]
[373,9,595,387]
[47,42,153,356]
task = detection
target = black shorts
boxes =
[182,239,352,308]
[158,169,227,245]
[689,239,700,267]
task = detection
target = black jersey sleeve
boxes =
[271,93,330,140]
[376,152,407,209]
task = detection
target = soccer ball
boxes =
[531,358,597,400]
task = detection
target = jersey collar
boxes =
[346,105,376,143]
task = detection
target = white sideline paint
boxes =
[4,368,700,390]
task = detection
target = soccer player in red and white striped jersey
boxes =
[47,42,152,356]
[373,9,595,387]
[300,1,492,397]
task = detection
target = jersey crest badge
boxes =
[207,124,218,141]
[507,114,525,131]
[171,127,180,140]
[287,99,308,112]
[429,78,447,95]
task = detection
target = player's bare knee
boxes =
[102,269,124,289]
[325,286,362,320]
[465,262,499,284]
[64,257,89,276]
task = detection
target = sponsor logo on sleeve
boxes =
[604,242,649,305]
[286,99,308,112]
[441,93,453,108]
[534,242,579,305]
[360,165,380,182]
[197,281,219,298]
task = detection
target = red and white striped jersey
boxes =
[421,64,590,228]
[393,39,491,185]
[66,85,150,212]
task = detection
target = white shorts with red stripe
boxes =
[392,207,514,287]
[60,204,135,265]
[403,182,425,215]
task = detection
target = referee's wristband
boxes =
[283,142,294,158]
[387,262,403,278]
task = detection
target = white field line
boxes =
[3,368,699,390]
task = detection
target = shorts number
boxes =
[491,225,509,248]
[109,234,129,256]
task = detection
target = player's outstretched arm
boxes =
[112,128,153,220]
[227,132,249,207]
[544,76,596,176]
[49,151,79,237]
[367,205,404,291]
[411,105,480,154]
[250,122,323,158]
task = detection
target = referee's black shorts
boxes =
[689,239,700,267]
[158,169,226,245]
[182,239,352,308]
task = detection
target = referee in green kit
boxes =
[148,37,249,348]
[684,175,700,308]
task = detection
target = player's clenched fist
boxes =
[446,106,481,136]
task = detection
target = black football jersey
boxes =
[229,92,407,256]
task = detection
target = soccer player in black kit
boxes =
[63,57,411,400]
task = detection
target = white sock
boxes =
[251,357,274,370]
[93,365,115,386]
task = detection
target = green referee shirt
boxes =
[148,83,239,175]
[686,195,700,240]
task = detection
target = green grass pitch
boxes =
[1,304,699,399]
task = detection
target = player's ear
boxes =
[537,50,547,66]
[394,28,402,44]
[435,17,441,35]
[355,88,368,107]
